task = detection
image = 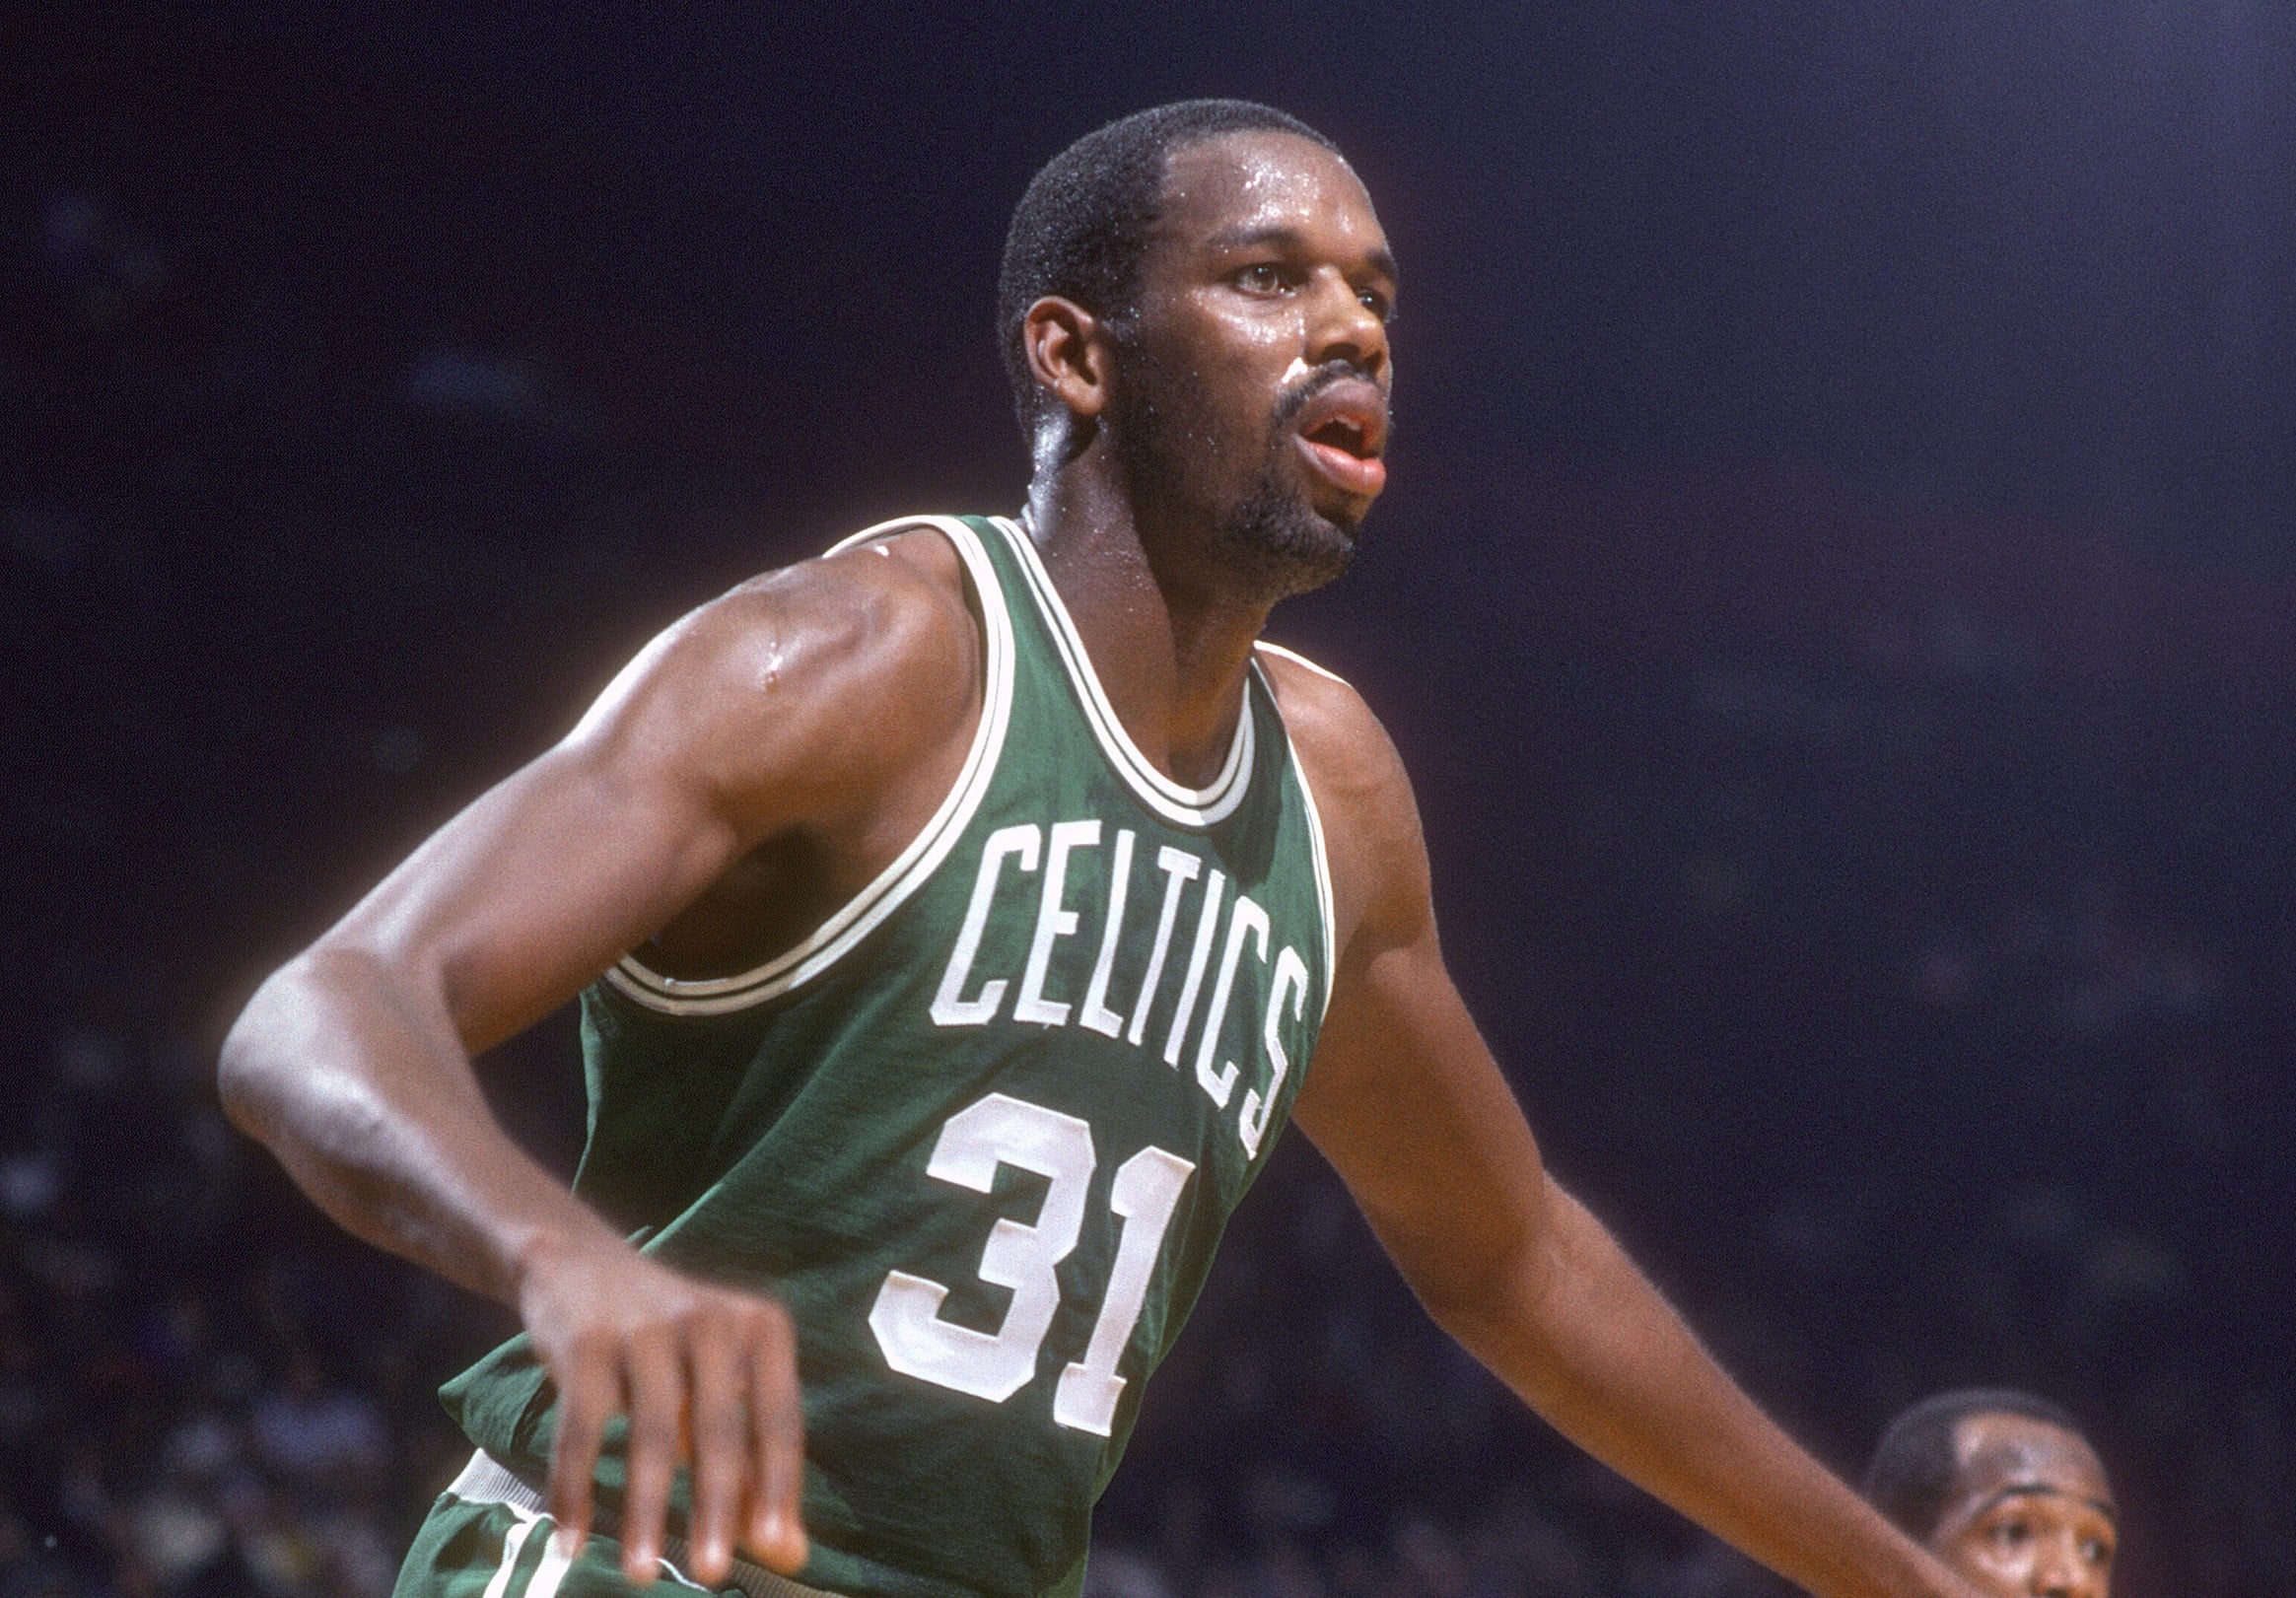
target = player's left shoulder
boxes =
[1255,643,1411,808]
[1254,641,1428,943]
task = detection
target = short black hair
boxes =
[1865,1388,2096,1542]
[997,99,1342,441]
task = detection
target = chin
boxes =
[1218,485,1361,601]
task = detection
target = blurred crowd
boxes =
[1,995,2287,1597]
[8,163,2292,1598]
[0,1022,464,1598]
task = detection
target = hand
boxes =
[517,1229,807,1587]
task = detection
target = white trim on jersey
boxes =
[604,515,1018,1017]
[1254,639,1350,688]
[990,516,1255,828]
[1252,643,1343,1018]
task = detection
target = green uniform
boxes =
[423,515,1337,1598]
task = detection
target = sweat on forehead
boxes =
[1156,130,1361,209]
[996,100,1346,440]
[1150,137,1392,278]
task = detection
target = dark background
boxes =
[5,5,2293,1596]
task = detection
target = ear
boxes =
[1021,296,1113,422]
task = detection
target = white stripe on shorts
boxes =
[479,1513,539,1598]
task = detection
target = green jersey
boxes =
[442,514,1337,1598]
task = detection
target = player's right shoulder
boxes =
[716,523,977,706]
[564,524,982,821]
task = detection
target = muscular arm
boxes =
[219,535,979,1585]
[1275,662,1963,1598]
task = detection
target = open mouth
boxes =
[1290,380,1389,500]
[1304,414,1374,455]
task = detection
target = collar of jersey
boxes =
[992,515,1254,829]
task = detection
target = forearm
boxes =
[1429,1183,1955,1598]
[220,942,623,1303]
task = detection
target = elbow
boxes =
[1390,1186,1567,1350]
[1394,1217,1551,1343]
[218,962,302,1141]
[1416,1244,1539,1347]
[218,942,369,1142]
[218,940,438,1150]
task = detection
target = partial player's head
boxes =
[1000,101,1396,599]
[1866,1390,2117,1598]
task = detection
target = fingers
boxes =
[535,1276,805,1584]
[618,1334,683,1583]
[546,1337,615,1561]
[743,1300,809,1574]
[684,1319,745,1586]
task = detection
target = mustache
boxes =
[1271,360,1385,433]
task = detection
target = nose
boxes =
[1303,266,1387,382]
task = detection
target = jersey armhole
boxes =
[603,516,1017,1016]
[1250,642,1342,1020]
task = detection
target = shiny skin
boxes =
[1116,131,1395,538]
[1019,132,1396,620]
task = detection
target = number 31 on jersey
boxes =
[867,1093,1192,1437]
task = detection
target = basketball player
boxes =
[220,102,1982,1598]
[1867,1391,2117,1598]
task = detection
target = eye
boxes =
[1357,286,1395,322]
[2082,1538,2115,1566]
[1988,1519,2032,1550]
[1233,262,1296,295]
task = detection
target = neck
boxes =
[1021,452,1276,789]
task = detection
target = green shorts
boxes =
[395,1452,835,1598]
